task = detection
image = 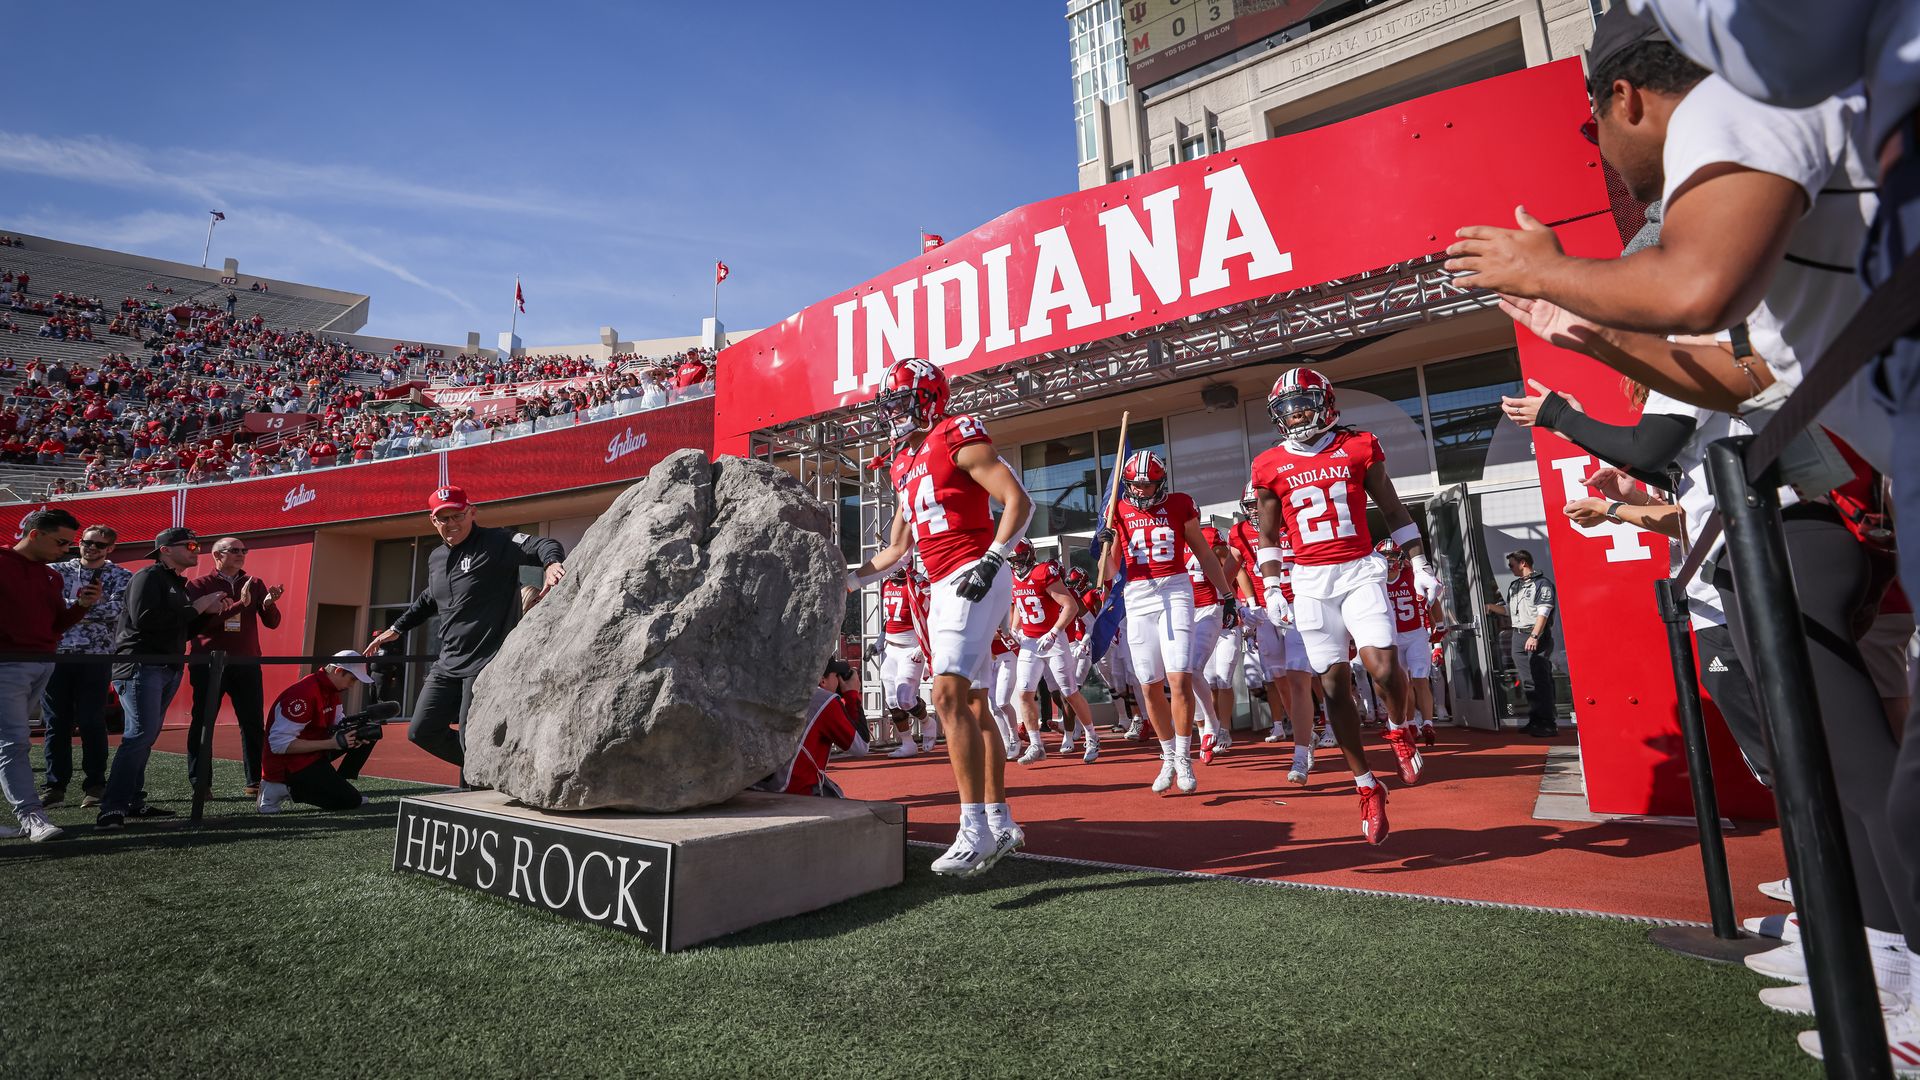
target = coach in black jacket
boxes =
[366,487,565,776]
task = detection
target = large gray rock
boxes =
[463,449,846,812]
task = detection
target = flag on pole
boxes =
[514,278,526,313]
[921,233,944,253]
[715,261,730,284]
[209,210,225,221]
[1088,428,1131,663]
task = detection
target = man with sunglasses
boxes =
[100,527,226,829]
[365,487,566,780]
[186,537,285,798]
[42,524,131,808]
[2,508,103,841]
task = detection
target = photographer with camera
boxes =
[256,651,386,814]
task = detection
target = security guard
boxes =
[366,486,565,777]
[1484,549,1558,737]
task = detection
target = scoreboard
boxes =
[1121,0,1326,89]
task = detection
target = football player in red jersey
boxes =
[1228,484,1318,783]
[877,567,934,757]
[1007,542,1100,766]
[1097,451,1236,794]
[848,358,1035,877]
[1378,540,1441,746]
[1186,524,1240,764]
[989,625,1023,761]
[1249,368,1440,844]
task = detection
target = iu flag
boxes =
[210,210,226,221]
[514,278,525,313]
[715,261,730,284]
[921,233,943,253]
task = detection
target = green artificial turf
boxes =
[2,750,1815,1079]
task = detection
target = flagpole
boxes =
[201,214,218,268]
[1095,411,1132,586]
[510,276,519,345]
[712,269,719,323]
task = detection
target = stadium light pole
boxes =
[201,211,223,268]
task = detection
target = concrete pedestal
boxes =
[394,790,905,952]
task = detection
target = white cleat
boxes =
[1060,738,1076,755]
[1018,741,1046,765]
[1745,941,1809,984]
[1004,741,1022,762]
[1288,745,1313,785]
[1124,722,1144,741]
[1082,740,1100,765]
[889,740,919,759]
[1759,877,1793,903]
[1173,755,1198,793]
[1216,729,1233,753]
[1263,729,1286,743]
[1316,727,1338,749]
[1151,757,1175,793]
[930,833,999,878]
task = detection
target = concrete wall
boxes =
[527,327,763,361]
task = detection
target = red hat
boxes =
[427,485,471,513]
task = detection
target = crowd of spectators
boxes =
[0,258,718,499]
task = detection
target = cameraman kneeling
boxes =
[258,651,379,814]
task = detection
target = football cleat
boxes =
[889,740,919,759]
[1018,741,1046,765]
[1151,757,1175,793]
[1358,781,1390,845]
[1199,732,1216,765]
[1082,739,1100,765]
[1173,755,1198,794]
[1383,727,1423,786]
[930,833,998,878]
[1288,745,1313,785]
[1263,728,1286,743]
[1317,726,1338,749]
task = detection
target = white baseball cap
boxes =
[328,649,376,684]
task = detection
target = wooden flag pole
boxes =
[1095,411,1131,585]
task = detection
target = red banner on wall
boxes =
[715,60,1608,446]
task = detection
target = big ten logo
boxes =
[1548,455,1660,563]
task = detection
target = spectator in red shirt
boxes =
[757,659,867,797]
[674,354,708,390]
[186,538,285,797]
[2,508,102,841]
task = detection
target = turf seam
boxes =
[907,840,1705,928]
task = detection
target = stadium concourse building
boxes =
[716,53,1768,822]
[1,232,740,731]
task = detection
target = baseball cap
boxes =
[427,486,471,513]
[1583,4,1667,88]
[147,526,197,559]
[327,649,376,684]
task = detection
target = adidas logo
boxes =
[1707,657,1728,673]
[1331,449,1349,458]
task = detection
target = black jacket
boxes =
[113,564,212,679]
[391,526,565,678]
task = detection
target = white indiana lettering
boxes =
[282,483,316,512]
[538,843,577,910]
[577,851,617,922]
[604,427,649,464]
[475,829,500,889]
[506,835,536,900]
[1550,455,1659,563]
[612,856,652,931]
[829,166,1293,396]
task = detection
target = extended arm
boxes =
[848,506,913,589]
[1536,396,1697,491]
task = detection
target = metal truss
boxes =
[758,253,1497,454]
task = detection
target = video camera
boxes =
[334,701,404,748]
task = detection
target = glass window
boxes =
[372,538,415,606]
[1022,432,1100,536]
[1423,350,1524,484]
[1110,162,1137,183]
[1181,134,1207,161]
[1336,368,1431,485]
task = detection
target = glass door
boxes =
[1426,484,1499,730]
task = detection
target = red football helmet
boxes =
[1008,538,1036,575]
[1201,524,1223,548]
[889,566,908,582]
[1375,538,1404,564]
[1240,481,1261,525]
[1121,450,1168,509]
[876,357,949,442]
[1065,566,1090,590]
[1268,367,1338,445]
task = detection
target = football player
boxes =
[989,626,1022,761]
[1098,451,1236,794]
[1228,484,1317,783]
[1379,540,1441,747]
[848,358,1035,877]
[1007,541,1100,765]
[1249,368,1439,844]
[1186,524,1241,764]
[877,567,934,757]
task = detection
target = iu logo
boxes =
[282,484,317,512]
[1548,455,1659,563]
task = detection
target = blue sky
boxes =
[2,2,1077,347]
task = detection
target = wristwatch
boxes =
[1605,500,1626,521]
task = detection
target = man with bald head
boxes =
[187,536,284,797]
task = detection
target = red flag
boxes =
[514,278,525,313]
[209,210,226,222]
[921,233,943,252]
[715,261,730,284]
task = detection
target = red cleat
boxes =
[1383,727,1423,786]
[1199,732,1216,765]
[1358,781,1390,844]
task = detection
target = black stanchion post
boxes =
[192,651,226,826]
[1708,437,1889,1078]
[1647,577,1770,963]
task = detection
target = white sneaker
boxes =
[1263,729,1286,743]
[1060,737,1076,755]
[1151,756,1175,793]
[930,833,997,877]
[20,812,63,842]
[1124,721,1144,741]
[889,740,919,759]
[1745,940,1809,984]
[1216,729,1233,752]
[1742,912,1799,942]
[1004,741,1022,762]
[1173,755,1198,793]
[1317,728,1338,749]
[1288,745,1313,785]
[919,734,940,753]
[1018,741,1046,765]
[257,781,291,815]
[1082,740,1100,765]
[1761,981,1905,1016]
[994,822,1025,856]
[1798,998,1920,1074]
[1760,877,1794,903]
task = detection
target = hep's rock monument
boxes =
[463,449,847,812]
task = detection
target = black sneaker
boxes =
[96,811,125,830]
[40,785,66,807]
[1527,725,1560,738]
[129,804,175,818]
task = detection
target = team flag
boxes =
[921,233,944,252]
[715,260,730,284]
[209,210,226,221]
[514,278,526,313]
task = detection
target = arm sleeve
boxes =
[258,593,282,630]
[390,590,436,634]
[266,704,306,754]
[1537,395,1697,490]
[90,570,128,628]
[516,532,565,567]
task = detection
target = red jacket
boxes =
[0,547,87,654]
[263,670,341,781]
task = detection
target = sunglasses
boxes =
[171,540,200,552]
[217,547,247,555]
[1579,118,1599,146]
[79,540,112,549]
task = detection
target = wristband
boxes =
[988,538,1021,559]
[1410,554,1433,575]
[1256,547,1285,568]
[847,566,889,590]
[1262,575,1285,594]
[1389,521,1422,548]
